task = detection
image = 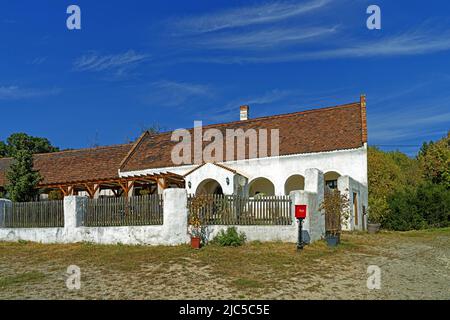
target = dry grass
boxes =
[0,228,449,299]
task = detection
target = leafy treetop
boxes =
[0,133,59,157]
[418,131,450,189]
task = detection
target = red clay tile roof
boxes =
[0,99,367,187]
[120,100,367,172]
[0,144,133,187]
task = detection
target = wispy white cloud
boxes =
[230,89,292,107]
[0,86,60,100]
[29,57,47,65]
[144,80,213,107]
[190,26,338,50]
[371,110,450,133]
[176,26,450,64]
[200,85,359,123]
[2,19,16,24]
[172,0,331,34]
[369,93,450,143]
[73,50,150,74]
[302,29,450,60]
[195,89,292,123]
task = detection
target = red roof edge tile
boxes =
[360,94,368,143]
[119,131,149,170]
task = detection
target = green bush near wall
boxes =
[384,183,450,231]
[212,227,247,247]
[368,132,450,231]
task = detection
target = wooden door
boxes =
[353,192,358,227]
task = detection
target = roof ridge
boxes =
[146,101,361,137]
[119,131,149,169]
[1,101,362,165]
[0,143,133,161]
[32,143,133,158]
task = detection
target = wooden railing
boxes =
[188,194,292,225]
[3,200,64,228]
[83,194,163,227]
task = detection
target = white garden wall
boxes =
[338,176,368,231]
[121,146,368,197]
[0,172,327,245]
[0,189,189,245]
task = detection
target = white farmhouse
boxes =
[0,96,368,231]
[120,96,368,230]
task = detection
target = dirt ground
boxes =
[0,228,449,300]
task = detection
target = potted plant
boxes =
[188,195,210,249]
[320,189,350,247]
[366,199,386,234]
[188,210,202,249]
[188,213,202,249]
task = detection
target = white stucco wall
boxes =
[338,175,368,231]
[184,163,238,195]
[202,225,298,242]
[0,189,189,245]
[120,145,368,197]
[0,184,326,245]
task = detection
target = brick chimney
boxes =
[240,105,249,121]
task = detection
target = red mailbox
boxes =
[295,205,307,219]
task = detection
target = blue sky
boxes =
[1,0,449,156]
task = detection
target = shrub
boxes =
[48,190,63,200]
[139,189,151,196]
[384,187,426,231]
[415,183,450,228]
[368,146,424,227]
[384,183,450,231]
[418,132,450,189]
[319,189,350,235]
[212,227,246,247]
[367,196,389,224]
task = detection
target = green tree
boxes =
[0,141,7,157]
[384,182,450,231]
[418,132,450,189]
[415,183,450,228]
[384,187,427,231]
[388,150,423,187]
[368,147,424,224]
[5,149,42,202]
[368,147,403,224]
[140,123,164,135]
[1,133,59,157]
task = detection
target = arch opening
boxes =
[195,179,223,195]
[324,171,341,190]
[284,174,305,195]
[248,177,275,197]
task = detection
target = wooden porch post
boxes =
[157,178,166,194]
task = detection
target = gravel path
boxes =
[0,229,449,300]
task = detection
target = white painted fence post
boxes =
[290,190,316,243]
[162,188,189,245]
[305,168,325,241]
[290,168,325,244]
[63,196,86,242]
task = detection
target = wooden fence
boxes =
[3,200,64,228]
[83,194,163,227]
[187,194,292,225]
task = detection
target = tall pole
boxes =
[297,218,304,250]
